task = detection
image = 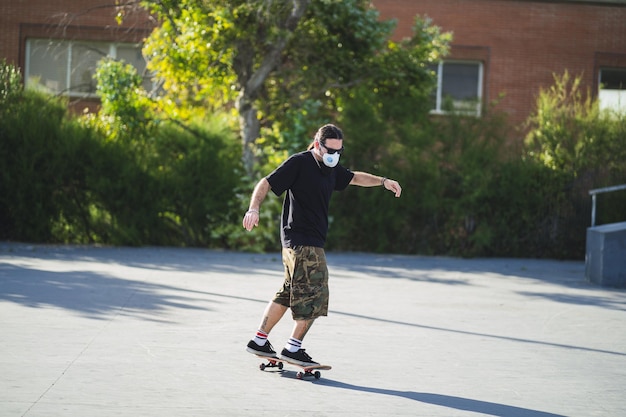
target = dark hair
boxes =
[307,124,343,150]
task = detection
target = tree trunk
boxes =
[237,90,260,177]
[234,0,310,177]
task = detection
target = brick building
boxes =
[1,0,625,131]
[374,0,626,131]
[0,0,154,112]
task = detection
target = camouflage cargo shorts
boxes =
[273,246,329,320]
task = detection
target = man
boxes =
[243,124,402,366]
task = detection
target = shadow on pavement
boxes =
[0,263,215,321]
[320,380,567,417]
[331,310,626,357]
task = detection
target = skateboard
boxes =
[254,355,332,380]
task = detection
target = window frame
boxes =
[429,60,484,117]
[24,38,147,98]
[598,67,626,113]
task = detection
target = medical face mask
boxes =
[322,151,340,167]
[319,142,343,168]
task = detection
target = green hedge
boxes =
[326,74,625,259]
[2,61,622,259]
[0,61,242,245]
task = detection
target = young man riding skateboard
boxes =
[243,124,402,366]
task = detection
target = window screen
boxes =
[599,68,626,113]
[430,61,482,116]
[25,39,147,97]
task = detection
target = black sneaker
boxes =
[246,340,277,358]
[280,348,319,367]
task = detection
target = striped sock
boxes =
[253,330,268,346]
[285,337,302,353]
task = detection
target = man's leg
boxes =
[281,319,315,359]
[258,301,288,333]
[291,318,315,340]
[246,301,288,357]
[281,318,318,365]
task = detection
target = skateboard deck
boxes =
[254,354,331,379]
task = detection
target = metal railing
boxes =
[589,184,626,227]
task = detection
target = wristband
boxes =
[247,209,259,215]
[381,177,387,186]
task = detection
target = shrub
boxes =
[0,83,103,242]
[524,72,626,255]
[0,60,243,246]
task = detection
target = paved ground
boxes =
[0,243,625,417]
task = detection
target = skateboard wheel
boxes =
[278,362,284,370]
[260,363,266,371]
[314,371,321,379]
[296,371,304,379]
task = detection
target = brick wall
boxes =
[2,0,625,131]
[373,0,626,132]
[0,0,154,112]
[0,0,153,68]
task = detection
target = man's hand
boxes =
[242,178,270,231]
[383,178,402,198]
[242,210,260,231]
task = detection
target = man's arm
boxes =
[350,171,402,198]
[242,178,271,231]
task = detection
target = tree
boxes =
[133,0,449,175]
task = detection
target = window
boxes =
[429,61,483,116]
[25,39,148,97]
[599,68,626,113]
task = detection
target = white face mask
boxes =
[317,140,343,168]
[321,151,340,168]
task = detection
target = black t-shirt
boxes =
[266,150,354,248]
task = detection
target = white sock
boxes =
[285,337,302,353]
[253,330,268,346]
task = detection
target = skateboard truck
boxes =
[295,369,322,380]
[259,358,283,371]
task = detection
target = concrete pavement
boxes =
[0,243,625,416]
